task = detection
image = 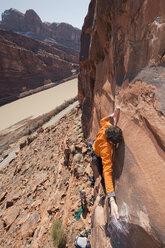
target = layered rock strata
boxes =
[0,30,79,99]
[47,22,81,51]
[79,0,165,247]
[0,8,81,50]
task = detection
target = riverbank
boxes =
[0,74,78,107]
[0,78,78,132]
[0,96,78,157]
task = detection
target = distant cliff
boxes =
[0,8,81,51]
[46,22,81,51]
[79,0,165,247]
[0,8,80,101]
[0,29,79,99]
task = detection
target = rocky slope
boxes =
[0,8,81,51]
[0,29,79,100]
[0,106,94,247]
[79,0,165,247]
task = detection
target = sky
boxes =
[0,0,91,29]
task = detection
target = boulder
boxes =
[73,153,83,163]
[21,212,40,238]
[2,206,20,229]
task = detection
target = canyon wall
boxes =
[47,22,81,51]
[0,8,81,51]
[78,0,165,247]
[0,30,78,99]
[0,9,80,101]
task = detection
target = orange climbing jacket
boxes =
[93,116,115,197]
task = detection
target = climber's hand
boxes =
[110,198,119,221]
[114,107,120,126]
[114,107,120,117]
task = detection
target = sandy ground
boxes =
[0,78,78,131]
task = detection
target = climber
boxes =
[91,107,123,221]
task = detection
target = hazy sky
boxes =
[0,0,91,29]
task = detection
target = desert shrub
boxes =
[51,219,66,248]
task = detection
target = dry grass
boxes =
[51,219,66,248]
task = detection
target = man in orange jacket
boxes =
[92,107,122,221]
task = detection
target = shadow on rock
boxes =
[113,140,125,179]
[106,219,161,248]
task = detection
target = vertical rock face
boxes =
[24,9,48,36]
[79,0,165,247]
[1,8,24,31]
[48,23,81,51]
[79,0,165,136]
[1,8,54,39]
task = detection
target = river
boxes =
[0,78,78,131]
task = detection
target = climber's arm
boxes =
[99,116,111,127]
[100,144,115,196]
[100,144,119,221]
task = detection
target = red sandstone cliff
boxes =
[0,8,81,51]
[48,22,81,51]
[0,29,79,99]
[0,8,80,102]
[79,0,165,247]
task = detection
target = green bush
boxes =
[51,219,66,248]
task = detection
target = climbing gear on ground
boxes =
[75,236,91,248]
[80,229,88,237]
[80,228,91,238]
[74,207,83,220]
[75,236,87,248]
[79,188,87,209]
